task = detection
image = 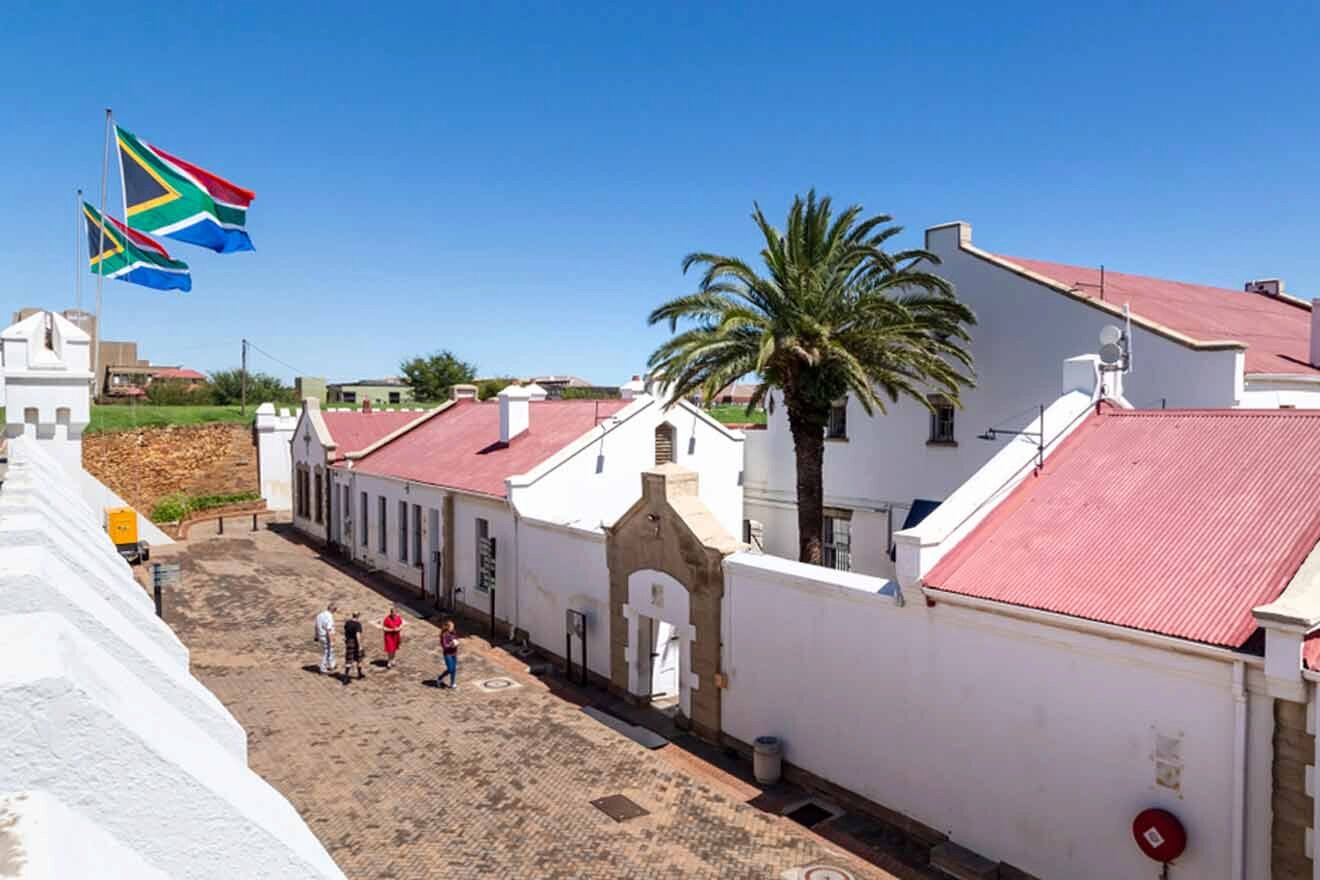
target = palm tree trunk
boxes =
[788,412,826,565]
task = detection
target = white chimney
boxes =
[498,384,531,443]
[1245,278,1285,297]
[1310,299,1320,368]
[620,374,646,400]
[449,383,478,402]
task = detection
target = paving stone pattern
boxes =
[157,526,897,880]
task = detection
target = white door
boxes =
[650,619,679,698]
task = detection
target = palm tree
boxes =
[648,190,976,565]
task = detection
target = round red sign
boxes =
[1132,808,1187,863]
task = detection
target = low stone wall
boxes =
[83,423,258,517]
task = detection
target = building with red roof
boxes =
[744,219,1320,583]
[290,381,745,649]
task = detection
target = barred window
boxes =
[822,508,852,571]
[826,399,847,439]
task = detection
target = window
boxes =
[476,518,495,592]
[313,469,324,523]
[389,391,401,404]
[822,508,852,571]
[343,486,352,541]
[654,423,676,465]
[399,500,409,562]
[378,497,387,553]
[412,503,423,567]
[826,399,847,440]
[360,492,369,546]
[929,395,956,444]
[342,390,356,403]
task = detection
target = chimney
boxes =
[1245,278,1285,297]
[449,383,478,402]
[498,384,531,443]
[620,374,647,400]
[1311,299,1320,368]
[361,398,372,413]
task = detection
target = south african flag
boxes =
[84,201,192,292]
[117,124,256,254]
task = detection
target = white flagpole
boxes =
[75,188,83,312]
[93,108,112,399]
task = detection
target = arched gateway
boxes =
[605,464,742,740]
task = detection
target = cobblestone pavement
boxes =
[154,525,903,880]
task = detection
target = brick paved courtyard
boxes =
[153,524,912,880]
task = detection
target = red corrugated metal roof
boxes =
[322,410,426,461]
[349,399,630,497]
[924,407,1320,649]
[997,255,1317,376]
[153,367,206,380]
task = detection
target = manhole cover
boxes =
[591,794,649,822]
[780,867,855,880]
[786,802,834,828]
[478,677,520,691]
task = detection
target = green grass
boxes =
[707,404,767,425]
[86,404,258,434]
[151,490,262,523]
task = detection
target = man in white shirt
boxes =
[315,602,338,674]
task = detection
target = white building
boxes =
[0,310,170,545]
[720,356,1320,880]
[744,221,1320,577]
[290,382,744,696]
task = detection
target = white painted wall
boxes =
[0,790,172,880]
[255,402,296,511]
[721,553,1270,880]
[0,613,344,879]
[515,518,611,678]
[341,470,445,592]
[1,312,91,480]
[743,221,1264,575]
[513,396,744,538]
[451,493,516,625]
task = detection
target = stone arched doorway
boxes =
[605,464,742,740]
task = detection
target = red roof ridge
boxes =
[1104,407,1320,418]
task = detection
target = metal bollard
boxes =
[252,513,258,532]
[218,516,224,535]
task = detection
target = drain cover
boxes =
[591,794,649,822]
[780,867,855,880]
[786,802,834,828]
[477,677,520,691]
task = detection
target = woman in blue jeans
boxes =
[436,621,459,689]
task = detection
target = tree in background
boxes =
[146,379,214,406]
[647,191,976,565]
[208,368,294,406]
[477,377,520,400]
[399,350,477,401]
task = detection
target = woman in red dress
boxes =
[382,606,404,668]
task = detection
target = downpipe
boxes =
[1231,661,1247,880]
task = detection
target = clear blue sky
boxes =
[3,1,1318,385]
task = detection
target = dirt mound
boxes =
[83,423,258,518]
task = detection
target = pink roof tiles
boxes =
[321,410,426,462]
[153,367,206,381]
[350,399,631,497]
[924,407,1320,649]
[997,255,1317,376]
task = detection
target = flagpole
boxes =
[93,108,112,400]
[74,188,83,312]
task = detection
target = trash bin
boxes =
[753,735,782,784]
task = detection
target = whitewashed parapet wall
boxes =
[0,790,172,880]
[255,401,297,511]
[0,435,344,880]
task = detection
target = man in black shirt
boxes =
[343,612,365,682]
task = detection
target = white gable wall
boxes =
[513,396,744,538]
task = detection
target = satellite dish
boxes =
[1099,325,1123,346]
[1099,342,1124,365]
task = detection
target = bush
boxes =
[146,381,214,406]
[477,377,519,400]
[150,490,261,523]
